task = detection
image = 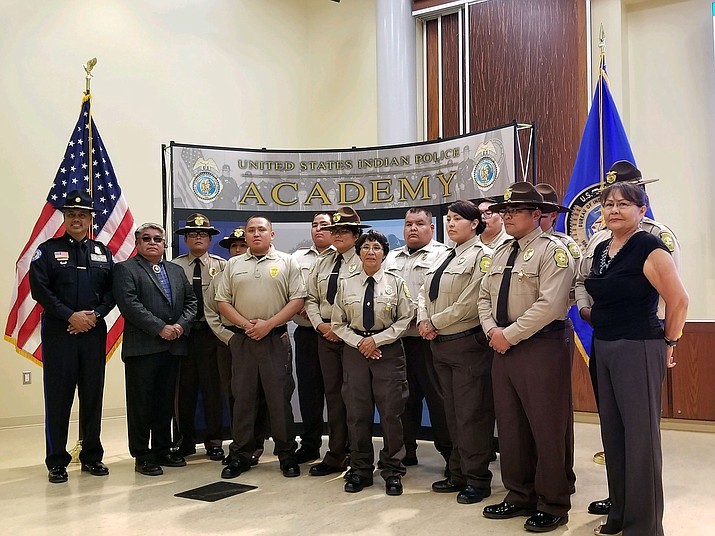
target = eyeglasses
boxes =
[601,201,637,211]
[481,211,496,220]
[498,207,537,217]
[186,231,210,238]
[331,228,353,236]
[140,236,164,244]
[360,245,384,253]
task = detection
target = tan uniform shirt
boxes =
[291,245,335,327]
[331,268,414,349]
[384,239,448,337]
[478,227,575,346]
[547,228,582,307]
[306,249,361,328]
[476,227,512,255]
[171,252,227,317]
[574,217,680,318]
[417,235,489,335]
[205,272,233,345]
[215,245,306,320]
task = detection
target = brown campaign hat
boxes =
[323,207,372,230]
[219,227,247,249]
[535,183,570,213]
[63,189,95,212]
[604,160,659,187]
[489,182,554,212]
[176,213,220,236]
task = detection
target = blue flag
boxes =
[555,54,650,362]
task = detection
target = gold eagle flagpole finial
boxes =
[83,57,97,95]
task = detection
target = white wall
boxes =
[592,0,715,319]
[0,0,377,425]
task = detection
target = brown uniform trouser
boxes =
[430,328,494,491]
[228,329,296,466]
[341,340,408,481]
[401,336,452,462]
[176,326,224,450]
[492,329,572,517]
[217,339,268,457]
[317,337,349,468]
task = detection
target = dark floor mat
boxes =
[175,481,258,502]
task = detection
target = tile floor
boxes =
[0,417,712,535]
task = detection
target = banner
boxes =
[171,125,519,213]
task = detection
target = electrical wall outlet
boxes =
[22,371,31,385]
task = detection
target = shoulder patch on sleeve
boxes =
[659,231,675,252]
[554,248,569,268]
[402,280,411,299]
[567,241,581,259]
[31,249,42,262]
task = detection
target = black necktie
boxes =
[326,254,343,305]
[428,249,456,302]
[193,258,204,320]
[496,241,520,326]
[363,276,375,331]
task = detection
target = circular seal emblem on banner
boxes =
[471,141,501,191]
[191,171,221,203]
[564,183,604,250]
[191,157,222,203]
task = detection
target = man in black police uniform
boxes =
[29,190,115,483]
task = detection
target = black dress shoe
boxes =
[294,447,321,464]
[206,446,225,461]
[483,501,537,519]
[431,478,466,493]
[135,460,163,476]
[81,461,109,476]
[175,446,196,458]
[588,497,611,515]
[221,459,249,479]
[48,466,68,483]
[385,476,403,496]
[155,453,187,467]
[344,473,373,493]
[524,511,568,533]
[309,461,344,477]
[403,453,418,466]
[343,468,354,480]
[250,454,260,466]
[457,485,490,504]
[281,462,301,478]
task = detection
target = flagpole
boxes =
[83,58,97,238]
[598,26,606,188]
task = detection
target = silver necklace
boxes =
[598,238,614,274]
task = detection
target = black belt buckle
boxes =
[354,329,385,337]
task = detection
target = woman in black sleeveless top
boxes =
[584,182,688,536]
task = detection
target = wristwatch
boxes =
[93,311,101,320]
[664,336,679,348]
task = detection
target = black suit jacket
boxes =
[113,255,197,359]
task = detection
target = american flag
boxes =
[4,94,136,364]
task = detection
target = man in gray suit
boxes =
[113,223,197,476]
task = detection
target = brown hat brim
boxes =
[176,227,221,236]
[218,236,247,249]
[488,200,555,213]
[323,222,372,230]
[539,202,571,214]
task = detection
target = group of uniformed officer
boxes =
[29,159,680,534]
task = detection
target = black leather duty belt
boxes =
[496,319,565,334]
[226,324,288,336]
[434,326,483,343]
[353,329,386,337]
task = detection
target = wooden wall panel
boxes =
[426,18,440,141]
[467,0,587,196]
[441,12,461,138]
[671,322,715,420]
[571,350,597,413]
